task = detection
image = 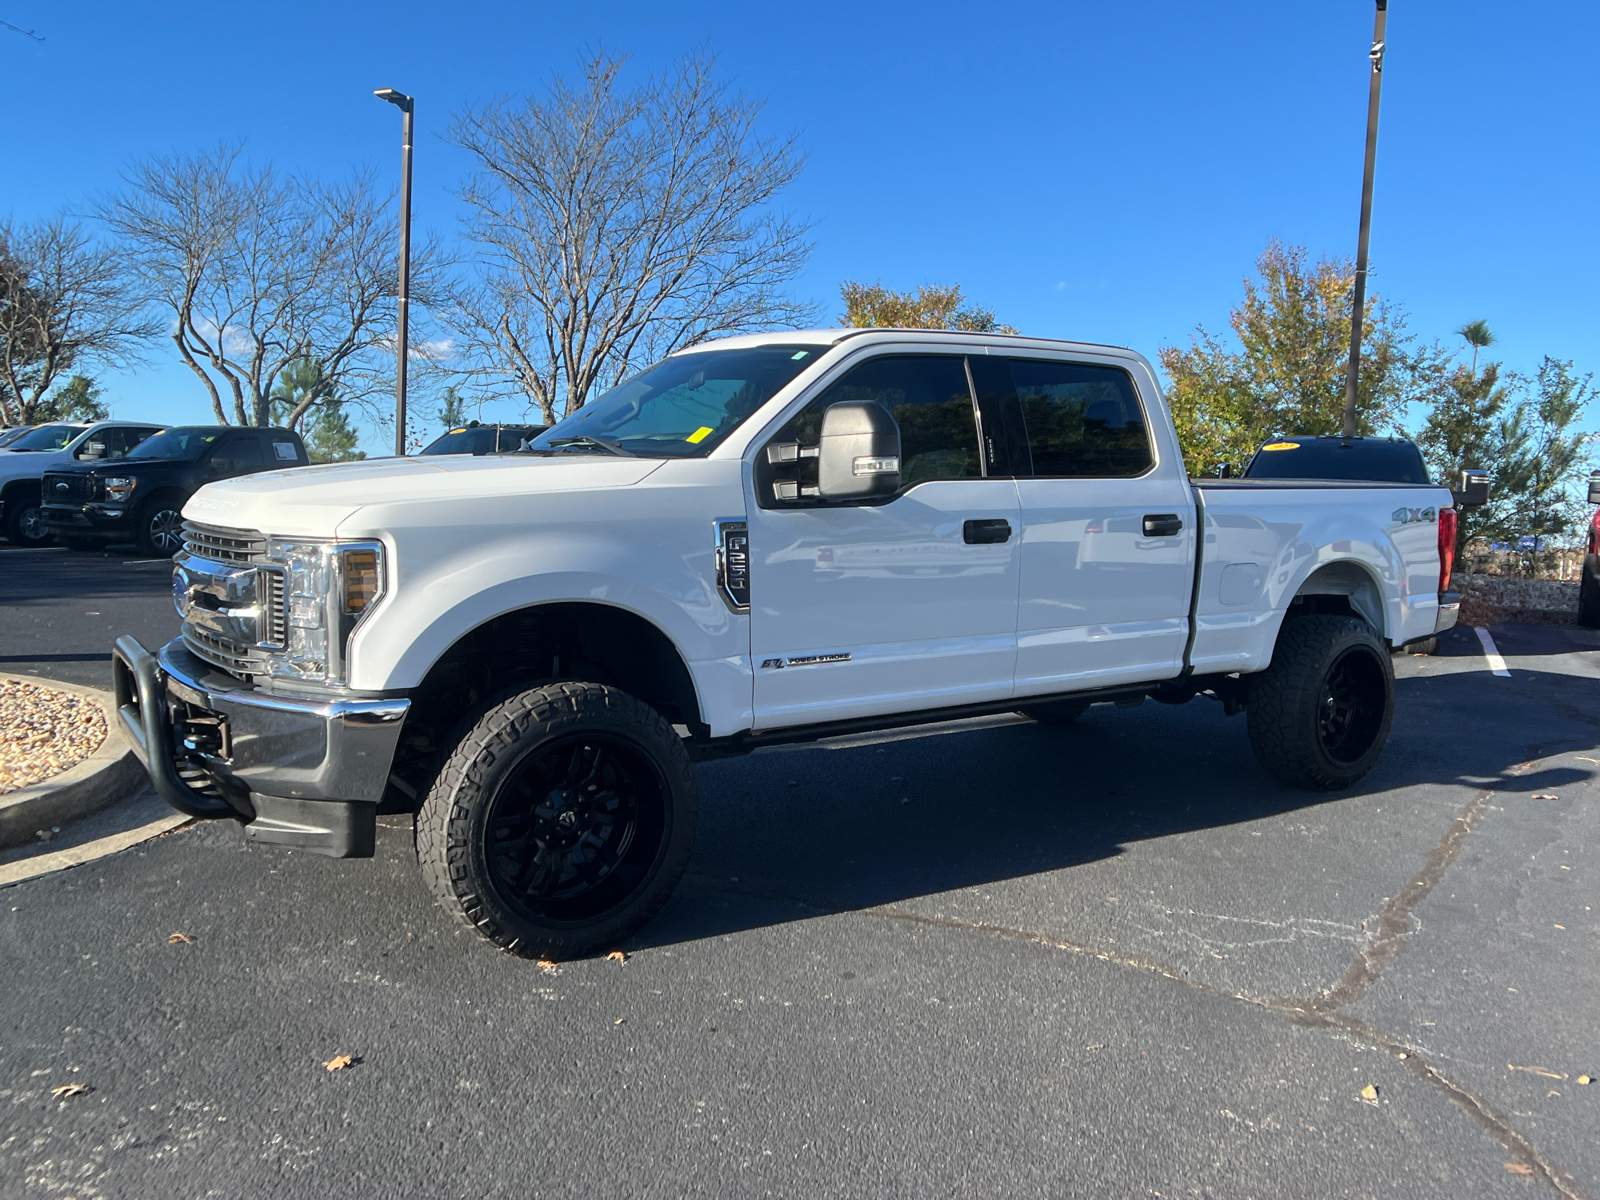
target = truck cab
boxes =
[0,420,165,547]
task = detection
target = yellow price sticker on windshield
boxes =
[686,426,714,444]
[1261,441,1300,451]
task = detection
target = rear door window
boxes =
[1010,359,1153,477]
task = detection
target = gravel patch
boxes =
[1,679,109,794]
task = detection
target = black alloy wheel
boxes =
[485,733,666,924]
[1315,646,1386,766]
[138,504,184,557]
[1247,614,1394,790]
[417,681,698,959]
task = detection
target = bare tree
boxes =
[0,216,155,425]
[101,144,439,429]
[445,51,815,424]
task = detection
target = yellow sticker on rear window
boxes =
[686,426,714,444]
[1261,442,1300,451]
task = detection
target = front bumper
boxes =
[42,503,134,535]
[112,636,410,857]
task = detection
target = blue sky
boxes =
[4,1,1597,451]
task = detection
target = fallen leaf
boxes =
[1554,924,1565,930]
[536,958,559,972]
[1396,1052,1408,1060]
[606,950,627,963]
[1547,1089,1561,1097]
[613,1018,625,1025]
[168,932,193,944]
[323,1054,353,1072]
[1508,1064,1566,1080]
[51,1083,90,1099]
[1579,1075,1592,1085]
[1506,1163,1534,1176]
[1359,1084,1378,1104]
[1531,793,1559,800]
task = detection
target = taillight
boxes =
[1437,506,1458,591]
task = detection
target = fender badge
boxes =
[761,653,850,669]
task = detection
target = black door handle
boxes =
[963,518,1011,544]
[1142,513,1183,538]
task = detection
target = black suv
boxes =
[420,422,548,455]
[42,425,309,556]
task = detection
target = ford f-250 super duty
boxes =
[113,329,1464,959]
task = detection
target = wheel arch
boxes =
[1290,559,1389,638]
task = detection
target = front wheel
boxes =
[3,491,53,547]
[1579,554,1600,629]
[135,499,185,557]
[416,681,698,959]
[1247,615,1394,790]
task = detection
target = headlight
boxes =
[103,477,135,502]
[265,539,386,684]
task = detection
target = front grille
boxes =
[183,520,268,563]
[43,472,96,504]
[178,521,279,678]
[183,626,264,676]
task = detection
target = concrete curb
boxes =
[0,676,146,849]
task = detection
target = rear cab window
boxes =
[1244,438,1430,484]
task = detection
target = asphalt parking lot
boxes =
[2,547,1598,1198]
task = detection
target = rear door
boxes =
[746,352,1022,729]
[1006,356,1195,693]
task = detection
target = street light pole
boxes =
[375,87,415,456]
[1342,2,1387,444]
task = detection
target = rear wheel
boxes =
[135,499,184,557]
[417,681,697,960]
[1018,698,1091,725]
[1247,615,1394,790]
[1579,554,1600,629]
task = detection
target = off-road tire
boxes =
[1579,553,1600,629]
[1019,699,1091,725]
[1247,615,1394,791]
[416,681,697,960]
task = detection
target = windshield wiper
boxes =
[544,435,636,458]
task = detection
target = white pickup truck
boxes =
[114,329,1464,958]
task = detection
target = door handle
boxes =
[963,518,1011,544]
[1142,513,1183,538]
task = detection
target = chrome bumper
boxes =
[112,636,409,857]
[1434,591,1461,635]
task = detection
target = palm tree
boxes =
[1456,319,1495,377]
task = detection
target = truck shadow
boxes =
[636,664,1597,951]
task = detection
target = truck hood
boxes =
[183,453,667,537]
[0,448,71,484]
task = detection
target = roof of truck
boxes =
[681,327,1136,356]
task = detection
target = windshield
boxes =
[5,424,82,452]
[527,345,825,458]
[126,428,227,461]
[421,426,543,456]
[0,426,35,448]
[1244,438,1430,485]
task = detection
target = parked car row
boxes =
[1,419,549,552]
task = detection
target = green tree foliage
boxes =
[35,374,109,421]
[1158,240,1449,475]
[1413,350,1594,570]
[437,386,468,432]
[1455,319,1495,377]
[270,356,365,463]
[839,281,1016,334]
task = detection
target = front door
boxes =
[746,353,1022,730]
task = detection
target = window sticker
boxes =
[1261,442,1300,451]
[686,426,714,444]
[273,442,299,461]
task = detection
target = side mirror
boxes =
[816,401,901,500]
[1588,472,1600,507]
[1214,462,1232,479]
[1455,468,1490,507]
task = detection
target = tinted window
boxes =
[530,345,823,458]
[422,428,500,456]
[95,427,157,460]
[1011,359,1152,477]
[1243,439,1430,484]
[784,355,979,485]
[127,428,226,461]
[6,424,83,451]
[224,436,265,469]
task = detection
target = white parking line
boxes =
[1473,626,1511,677]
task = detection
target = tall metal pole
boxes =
[375,87,415,456]
[1342,1,1387,443]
